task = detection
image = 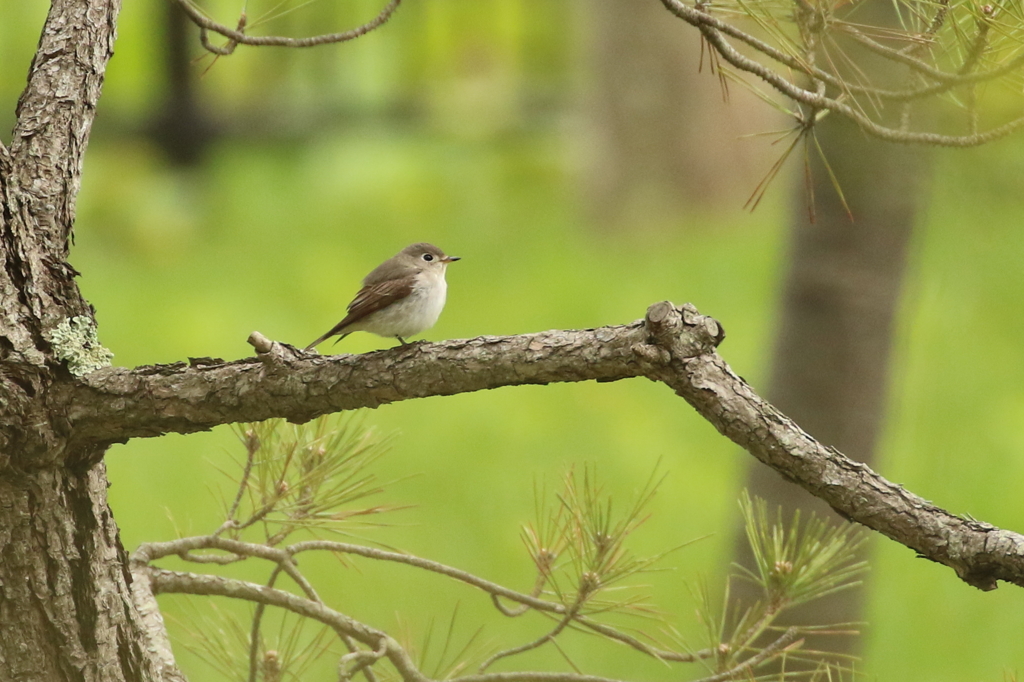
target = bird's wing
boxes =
[305,277,415,349]
[345,277,415,319]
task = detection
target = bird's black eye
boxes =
[422,253,434,262]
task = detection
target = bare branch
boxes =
[142,563,640,682]
[342,635,381,682]
[110,302,1024,591]
[477,597,582,672]
[492,593,531,617]
[178,549,244,565]
[143,567,431,682]
[657,0,1024,145]
[249,564,285,682]
[146,516,843,682]
[138,530,720,668]
[452,674,631,682]
[224,427,260,529]
[339,636,388,681]
[957,21,991,76]
[70,321,656,446]
[169,0,402,53]
[138,535,570,616]
[574,618,713,663]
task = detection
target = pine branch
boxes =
[98,302,1024,591]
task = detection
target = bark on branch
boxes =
[168,0,401,54]
[71,302,1024,592]
[69,319,661,445]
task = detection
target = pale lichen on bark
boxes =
[45,315,114,375]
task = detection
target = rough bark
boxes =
[70,307,1024,593]
[68,326,651,446]
[0,1,166,680]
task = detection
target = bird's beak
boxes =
[443,256,461,263]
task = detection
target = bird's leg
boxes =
[397,337,409,346]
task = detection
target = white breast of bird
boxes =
[356,267,448,339]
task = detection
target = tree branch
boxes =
[141,535,569,615]
[69,321,656,445]
[142,564,643,682]
[169,0,402,53]
[143,567,430,682]
[1,0,118,374]
[89,302,1024,591]
[137,532,715,665]
[656,0,1024,146]
[7,0,119,257]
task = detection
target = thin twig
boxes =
[575,617,714,663]
[287,540,568,615]
[249,564,285,682]
[342,635,380,682]
[958,21,991,75]
[223,427,260,533]
[339,636,388,681]
[179,550,244,565]
[694,20,1024,146]
[141,533,721,668]
[147,567,431,682]
[170,0,402,52]
[149,564,643,682]
[478,598,583,673]
[492,568,550,617]
[690,628,800,682]
[491,593,530,617]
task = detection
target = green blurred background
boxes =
[4,0,1024,679]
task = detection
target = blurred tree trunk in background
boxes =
[735,116,926,651]
[148,2,215,166]
[580,0,774,228]
[733,0,933,656]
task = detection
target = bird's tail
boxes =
[304,331,349,351]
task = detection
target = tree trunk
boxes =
[148,1,215,166]
[0,1,173,679]
[0,465,148,680]
[733,14,931,656]
[580,0,772,227]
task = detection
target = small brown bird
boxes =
[306,243,460,350]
